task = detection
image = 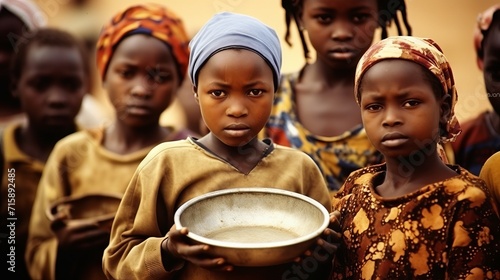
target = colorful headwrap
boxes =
[96,3,190,81]
[189,12,282,92]
[473,4,500,70]
[354,36,461,143]
[0,0,46,30]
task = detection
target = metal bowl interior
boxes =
[174,188,329,266]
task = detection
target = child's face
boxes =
[195,49,274,147]
[103,34,179,127]
[0,13,25,97]
[301,0,378,69]
[483,18,500,115]
[359,59,444,159]
[15,45,86,130]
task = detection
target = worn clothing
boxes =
[354,36,461,144]
[25,126,190,280]
[480,151,500,215]
[1,123,45,280]
[264,72,383,192]
[331,164,500,280]
[96,3,190,81]
[103,138,331,280]
[452,111,500,175]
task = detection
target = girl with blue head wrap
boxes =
[103,12,339,280]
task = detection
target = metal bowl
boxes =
[46,193,122,232]
[174,188,329,266]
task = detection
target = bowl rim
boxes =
[174,187,330,249]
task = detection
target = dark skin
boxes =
[12,45,87,163]
[359,59,457,198]
[101,34,180,154]
[482,14,500,133]
[295,0,379,137]
[52,34,181,278]
[0,12,27,117]
[164,49,342,272]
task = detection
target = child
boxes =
[263,0,412,193]
[0,0,46,128]
[103,12,336,280]
[480,151,500,213]
[331,36,500,279]
[452,4,500,175]
[25,4,193,280]
[0,27,88,280]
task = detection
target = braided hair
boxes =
[282,0,412,59]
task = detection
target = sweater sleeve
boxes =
[25,142,70,280]
[103,151,181,279]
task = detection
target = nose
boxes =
[225,96,248,118]
[46,87,70,108]
[331,19,354,41]
[382,107,403,127]
[130,77,153,99]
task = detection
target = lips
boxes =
[329,46,357,60]
[381,132,409,147]
[224,123,250,137]
[126,103,152,115]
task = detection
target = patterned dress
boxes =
[331,164,500,280]
[264,72,383,193]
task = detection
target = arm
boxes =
[24,145,71,279]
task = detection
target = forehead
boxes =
[111,34,174,64]
[24,45,85,72]
[303,0,378,11]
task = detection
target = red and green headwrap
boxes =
[96,3,190,81]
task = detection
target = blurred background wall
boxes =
[34,0,499,124]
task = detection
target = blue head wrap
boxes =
[188,12,282,91]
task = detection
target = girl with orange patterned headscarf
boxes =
[331,36,500,279]
[25,4,194,280]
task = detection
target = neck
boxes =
[382,147,454,192]
[18,122,78,162]
[104,120,168,154]
[304,59,356,85]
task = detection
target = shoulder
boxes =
[446,166,491,204]
[136,138,196,169]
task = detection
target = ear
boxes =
[439,94,452,134]
[193,86,199,104]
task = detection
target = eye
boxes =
[210,90,226,98]
[403,100,421,107]
[147,68,173,84]
[352,13,371,24]
[61,77,84,92]
[28,77,50,92]
[118,68,135,79]
[315,14,333,24]
[248,89,264,96]
[365,103,382,111]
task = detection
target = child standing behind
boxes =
[263,0,412,193]
[103,12,334,280]
[0,27,88,280]
[452,5,500,175]
[331,36,500,279]
[25,4,193,280]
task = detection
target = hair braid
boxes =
[282,0,412,60]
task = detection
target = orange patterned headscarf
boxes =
[96,3,189,81]
[354,36,461,143]
[473,4,500,70]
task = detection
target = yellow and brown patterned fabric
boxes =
[96,3,189,81]
[331,163,500,279]
[354,36,461,144]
